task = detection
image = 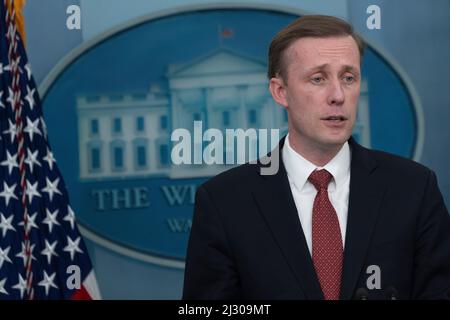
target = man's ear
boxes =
[269,76,288,108]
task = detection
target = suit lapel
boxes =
[252,138,324,299]
[340,138,387,299]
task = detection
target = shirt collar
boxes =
[282,134,351,191]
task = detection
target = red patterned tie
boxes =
[309,169,343,300]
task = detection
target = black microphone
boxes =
[354,287,369,300]
[386,286,399,300]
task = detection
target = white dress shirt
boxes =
[282,134,351,255]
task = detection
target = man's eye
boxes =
[343,76,355,83]
[311,77,324,84]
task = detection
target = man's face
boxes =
[270,35,361,151]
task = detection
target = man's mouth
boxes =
[321,115,348,121]
[321,115,348,126]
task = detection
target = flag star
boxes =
[43,209,60,233]
[0,150,19,175]
[38,271,58,296]
[24,63,32,80]
[63,236,83,261]
[41,239,58,264]
[6,87,14,107]
[24,117,42,142]
[0,63,11,74]
[25,149,41,174]
[0,278,8,295]
[0,246,12,268]
[25,85,36,110]
[0,91,5,109]
[12,274,27,299]
[25,180,41,204]
[3,119,17,143]
[42,177,62,202]
[43,148,56,170]
[16,242,36,267]
[0,213,16,237]
[0,182,18,206]
[64,206,76,230]
[18,212,38,233]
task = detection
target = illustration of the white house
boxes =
[76,48,370,180]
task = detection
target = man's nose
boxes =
[327,80,345,106]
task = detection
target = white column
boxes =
[238,85,247,128]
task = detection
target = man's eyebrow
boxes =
[304,64,329,74]
[304,64,360,74]
[341,65,359,73]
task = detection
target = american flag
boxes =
[219,27,234,38]
[0,0,100,299]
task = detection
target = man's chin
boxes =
[319,134,351,148]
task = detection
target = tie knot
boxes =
[308,169,332,190]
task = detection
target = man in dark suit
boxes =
[182,15,450,300]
